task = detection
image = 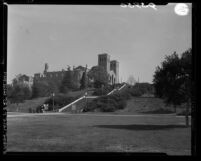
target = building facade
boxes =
[34,63,87,89]
[98,53,119,85]
[33,54,119,87]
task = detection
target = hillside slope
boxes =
[7,97,48,112]
[114,97,188,115]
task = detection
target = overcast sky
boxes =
[7,4,191,84]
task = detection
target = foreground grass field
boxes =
[7,113,191,155]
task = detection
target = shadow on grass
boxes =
[94,124,187,131]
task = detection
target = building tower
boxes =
[43,63,49,76]
[98,53,110,74]
[110,60,119,84]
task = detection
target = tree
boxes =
[179,49,192,127]
[132,82,154,96]
[60,71,74,93]
[153,49,192,126]
[87,66,109,88]
[8,74,32,104]
[32,79,59,98]
[127,75,136,86]
[7,84,13,98]
[32,80,50,98]
[47,79,59,94]
[9,84,31,105]
[80,71,88,90]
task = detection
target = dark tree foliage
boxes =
[32,80,50,98]
[60,71,74,93]
[8,84,32,105]
[131,83,154,96]
[88,66,109,88]
[80,71,88,90]
[7,84,13,98]
[8,74,32,104]
[32,79,59,98]
[153,49,192,126]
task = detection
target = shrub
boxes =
[118,91,131,100]
[116,100,127,109]
[92,88,105,96]
[36,105,43,113]
[83,101,97,112]
[84,94,127,112]
[100,104,116,112]
[28,108,32,113]
[129,83,154,97]
[108,94,127,110]
[129,88,143,97]
[92,85,113,96]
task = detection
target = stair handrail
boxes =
[59,84,127,112]
[59,95,85,112]
[118,83,127,91]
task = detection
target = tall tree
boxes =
[153,49,192,126]
[32,80,50,98]
[8,74,32,104]
[9,84,31,105]
[60,71,73,93]
[80,71,88,90]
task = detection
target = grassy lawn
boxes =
[7,113,191,155]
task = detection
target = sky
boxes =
[7,3,192,84]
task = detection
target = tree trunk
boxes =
[185,99,190,127]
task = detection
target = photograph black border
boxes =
[1,0,199,158]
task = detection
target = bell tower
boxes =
[98,53,110,74]
[110,60,119,84]
[44,63,49,75]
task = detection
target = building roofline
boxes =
[98,53,110,57]
[110,60,119,63]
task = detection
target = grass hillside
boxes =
[7,97,48,112]
[7,89,94,113]
[114,97,189,115]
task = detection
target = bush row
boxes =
[83,83,153,112]
[92,85,114,96]
[83,90,130,112]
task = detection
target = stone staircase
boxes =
[59,83,127,113]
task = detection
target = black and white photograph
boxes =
[5,2,193,155]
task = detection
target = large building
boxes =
[98,53,119,85]
[33,54,119,87]
[34,63,87,89]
